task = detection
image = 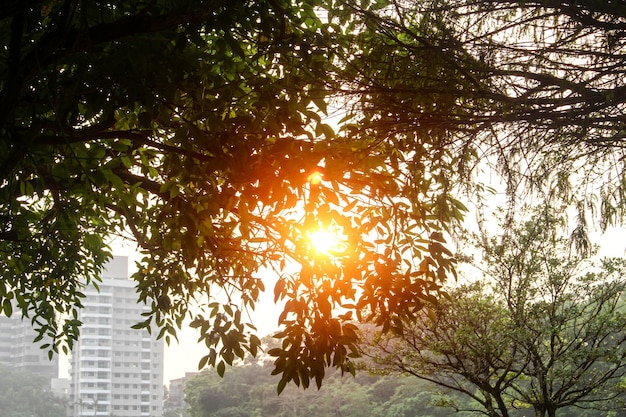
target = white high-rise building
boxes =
[0,314,59,378]
[70,256,164,417]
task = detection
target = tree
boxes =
[182,358,457,417]
[164,384,192,417]
[0,0,458,389]
[334,0,626,223]
[363,283,519,417]
[362,207,626,417]
[0,365,67,417]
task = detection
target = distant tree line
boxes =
[0,365,67,417]
[178,361,463,417]
[179,358,622,417]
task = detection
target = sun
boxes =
[307,170,323,185]
[308,226,346,256]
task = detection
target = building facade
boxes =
[0,312,59,379]
[165,372,198,415]
[70,256,164,417]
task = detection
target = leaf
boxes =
[216,360,226,377]
[277,377,288,395]
[2,299,12,317]
[249,334,261,357]
[315,122,334,139]
[198,354,209,370]
[130,321,147,330]
[267,347,283,357]
[274,278,286,303]
[312,98,328,115]
[342,199,358,212]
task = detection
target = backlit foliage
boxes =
[0,0,460,390]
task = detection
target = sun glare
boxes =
[308,226,345,256]
[307,170,323,185]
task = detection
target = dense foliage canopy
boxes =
[0,0,459,389]
[3,0,626,389]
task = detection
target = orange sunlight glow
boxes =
[308,226,346,256]
[307,170,323,185]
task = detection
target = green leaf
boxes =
[315,122,334,139]
[198,354,209,370]
[277,377,288,395]
[2,300,12,317]
[312,98,328,114]
[216,360,226,377]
